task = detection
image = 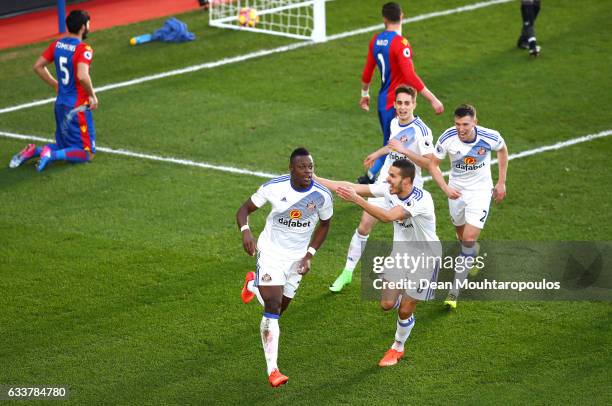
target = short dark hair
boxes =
[290,147,311,164]
[66,10,90,34]
[382,2,402,23]
[395,84,417,101]
[454,104,477,119]
[391,159,415,182]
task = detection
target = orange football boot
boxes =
[241,271,256,304]
[378,348,404,367]
[268,369,288,387]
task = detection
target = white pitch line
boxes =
[0,0,513,115]
[0,130,279,178]
[1,129,610,179]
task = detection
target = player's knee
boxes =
[358,215,376,235]
[380,300,396,311]
[264,299,282,315]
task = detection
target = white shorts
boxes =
[448,189,492,229]
[380,262,439,302]
[381,243,441,302]
[407,261,440,301]
[255,251,302,299]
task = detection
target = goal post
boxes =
[208,0,327,43]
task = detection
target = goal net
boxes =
[208,0,326,42]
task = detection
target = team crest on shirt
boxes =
[464,156,477,165]
[400,135,408,143]
[262,274,272,282]
[306,201,317,211]
[289,209,302,219]
[477,147,486,155]
[80,125,87,133]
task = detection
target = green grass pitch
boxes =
[0,0,611,404]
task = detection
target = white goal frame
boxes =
[208,0,326,43]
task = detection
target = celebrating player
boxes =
[330,85,434,292]
[236,148,333,387]
[358,2,443,184]
[317,159,441,367]
[9,10,98,172]
[429,104,509,309]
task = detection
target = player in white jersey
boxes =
[317,159,441,367]
[329,85,435,292]
[236,148,333,387]
[429,104,509,309]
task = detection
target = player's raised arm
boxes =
[236,198,259,256]
[314,175,373,197]
[336,186,407,223]
[493,144,509,203]
[387,138,431,170]
[364,146,390,168]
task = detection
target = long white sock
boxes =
[260,313,280,375]
[450,243,477,297]
[391,315,415,352]
[344,229,369,271]
[247,280,264,306]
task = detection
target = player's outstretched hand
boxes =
[387,138,403,152]
[88,95,99,110]
[242,231,257,256]
[493,182,506,203]
[359,96,370,112]
[431,98,444,115]
[336,186,359,203]
[297,257,311,275]
[443,185,461,200]
[363,153,379,168]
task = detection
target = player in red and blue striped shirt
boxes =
[9,10,98,172]
[358,2,443,184]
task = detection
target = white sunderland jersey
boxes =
[377,116,434,189]
[370,183,439,243]
[251,175,333,261]
[433,125,505,191]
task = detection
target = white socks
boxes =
[261,313,280,375]
[450,243,477,297]
[344,229,369,271]
[247,280,265,306]
[391,315,415,352]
